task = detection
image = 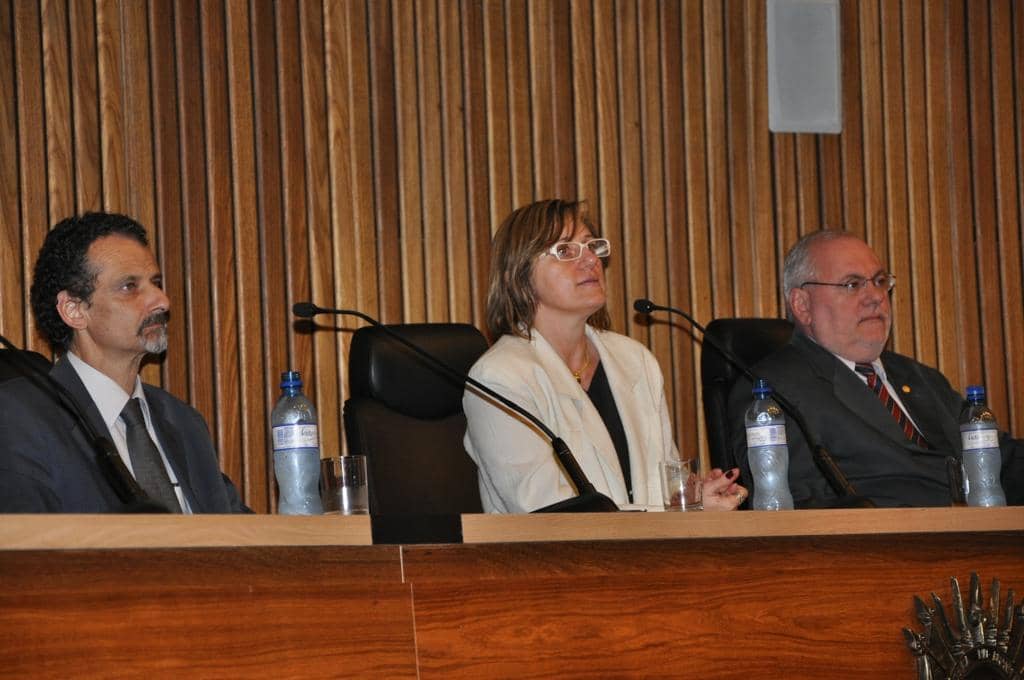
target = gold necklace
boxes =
[571,343,591,383]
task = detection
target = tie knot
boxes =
[121,397,146,427]
[854,362,876,378]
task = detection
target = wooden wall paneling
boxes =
[150,0,187,398]
[68,0,101,212]
[857,0,887,264]
[770,134,798,298]
[966,0,1007,410]
[991,0,1024,434]
[299,0,342,464]
[505,0,533,209]
[945,0,980,391]
[901,0,938,367]
[837,0,864,240]
[570,1,599,212]
[95,0,126,210]
[593,0,625,334]
[659,0,700,460]
[724,1,753,316]
[225,0,270,506]
[795,135,821,234]
[414,0,448,322]
[275,0,310,374]
[13,0,47,351]
[528,0,557,196]
[639,0,670,383]
[342,0,380,321]
[439,0,471,322]
[702,1,732,320]
[0,0,22,342]
[744,0,776,319]
[369,0,402,322]
[174,0,217,428]
[392,0,426,323]
[458,0,493,330]
[923,0,961,390]
[250,0,287,421]
[816,136,842,233]
[482,0,512,239]
[201,0,247,508]
[319,0,356,456]
[615,0,644,343]
[878,0,914,357]
[550,0,576,199]
[681,0,712,329]
[41,0,73,223]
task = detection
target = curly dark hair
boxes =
[30,212,149,354]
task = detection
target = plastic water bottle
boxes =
[744,378,794,510]
[271,370,323,515]
[958,385,1006,507]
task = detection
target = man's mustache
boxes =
[138,311,170,334]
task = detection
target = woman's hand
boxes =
[701,467,747,511]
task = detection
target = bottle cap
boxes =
[966,385,985,400]
[752,377,772,398]
[280,370,303,389]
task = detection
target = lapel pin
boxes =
[901,385,911,394]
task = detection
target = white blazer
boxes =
[463,326,679,513]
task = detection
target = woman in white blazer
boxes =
[463,199,747,513]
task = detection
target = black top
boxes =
[585,361,633,502]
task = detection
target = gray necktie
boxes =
[121,398,182,513]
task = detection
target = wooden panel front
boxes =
[0,545,415,678]
[403,533,1024,678]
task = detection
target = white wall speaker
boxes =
[767,0,842,134]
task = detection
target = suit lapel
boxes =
[883,355,960,453]
[51,357,113,447]
[793,334,926,450]
[530,329,628,501]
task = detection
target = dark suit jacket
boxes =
[0,356,248,513]
[727,332,1024,507]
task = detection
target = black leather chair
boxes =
[0,348,52,382]
[701,318,793,472]
[343,323,488,516]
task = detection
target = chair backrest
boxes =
[701,318,793,472]
[0,348,52,382]
[343,323,489,515]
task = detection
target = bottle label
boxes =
[961,429,999,451]
[272,424,319,450]
[746,424,786,447]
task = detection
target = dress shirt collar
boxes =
[65,351,148,430]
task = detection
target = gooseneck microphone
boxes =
[633,298,872,507]
[294,302,619,513]
[0,334,167,512]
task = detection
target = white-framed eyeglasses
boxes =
[544,238,612,262]
[800,272,896,294]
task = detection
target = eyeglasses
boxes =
[544,238,611,262]
[800,272,896,294]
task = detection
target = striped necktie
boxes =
[854,363,928,448]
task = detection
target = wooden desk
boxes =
[2,508,1022,678]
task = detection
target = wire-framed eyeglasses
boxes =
[544,238,611,262]
[800,272,896,294]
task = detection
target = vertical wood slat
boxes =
[3,0,1023,509]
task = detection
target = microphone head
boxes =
[292,302,320,318]
[633,298,655,314]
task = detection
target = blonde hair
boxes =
[485,199,611,339]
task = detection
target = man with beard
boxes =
[0,213,247,513]
[727,230,1023,508]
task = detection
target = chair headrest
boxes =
[0,348,52,382]
[348,323,489,420]
[702,318,794,382]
